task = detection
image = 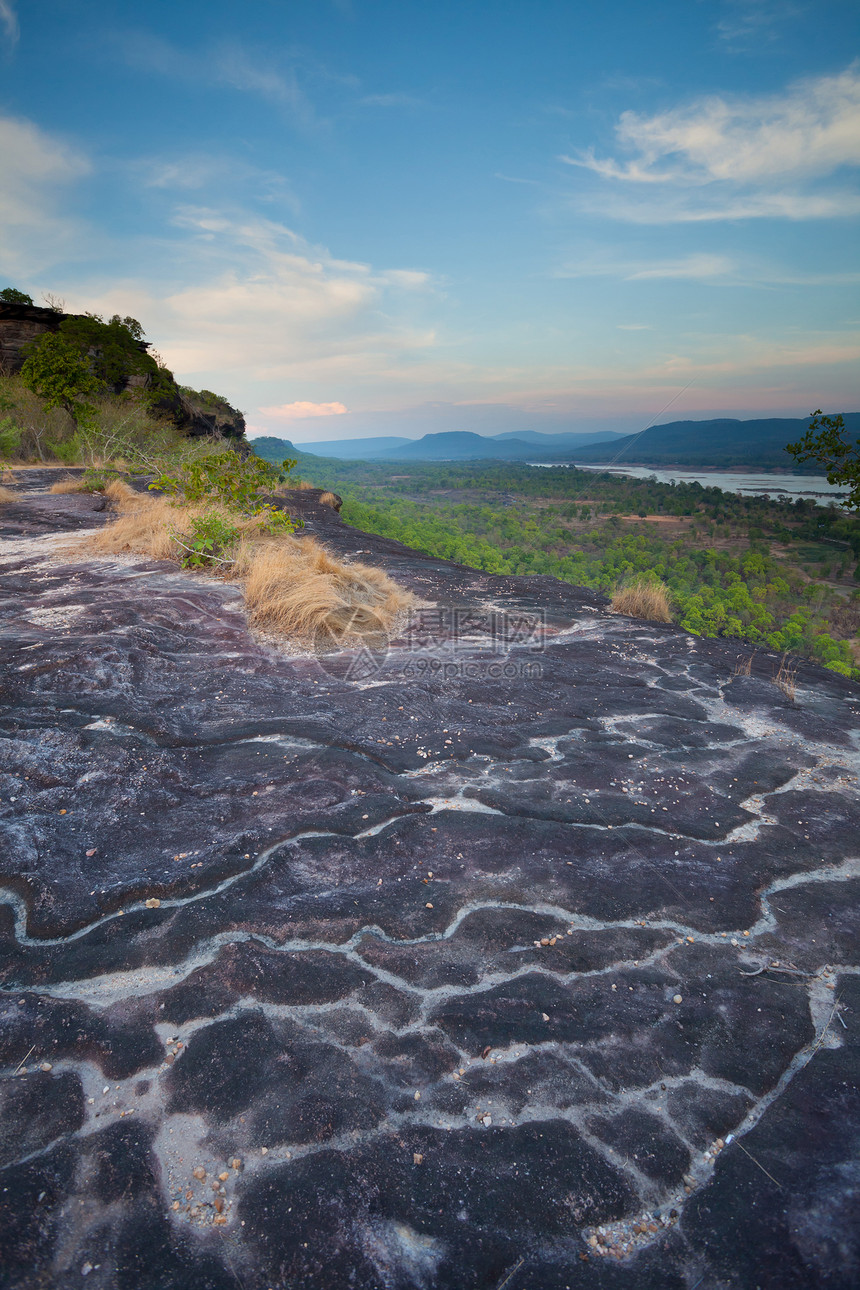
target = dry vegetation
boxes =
[774,655,798,700]
[319,491,340,510]
[49,476,90,494]
[81,484,411,645]
[0,484,18,503]
[610,577,673,623]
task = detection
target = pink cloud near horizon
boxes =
[258,400,348,420]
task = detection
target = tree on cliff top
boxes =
[20,333,104,430]
[0,287,34,305]
[787,411,860,512]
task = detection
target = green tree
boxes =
[0,287,34,304]
[20,333,104,429]
[787,411,860,511]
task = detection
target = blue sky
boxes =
[1,0,858,441]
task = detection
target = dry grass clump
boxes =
[234,538,410,642]
[50,476,88,494]
[86,493,184,561]
[80,487,411,644]
[733,653,754,677]
[774,654,797,701]
[0,484,17,503]
[318,491,340,510]
[610,577,672,623]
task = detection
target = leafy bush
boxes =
[176,511,242,568]
[0,417,22,458]
[150,450,298,514]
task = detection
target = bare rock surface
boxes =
[0,472,858,1289]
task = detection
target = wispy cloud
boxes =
[558,251,860,286]
[559,253,738,282]
[715,0,804,51]
[561,64,860,222]
[0,0,18,48]
[0,115,90,276]
[259,400,348,419]
[114,32,322,126]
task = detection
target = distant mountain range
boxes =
[252,414,859,471]
[255,428,624,463]
[567,416,860,470]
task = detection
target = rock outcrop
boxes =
[0,305,245,442]
[0,474,858,1289]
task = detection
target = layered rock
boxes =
[0,475,857,1288]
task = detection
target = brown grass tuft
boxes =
[318,491,340,510]
[733,653,754,677]
[0,484,17,503]
[49,476,88,494]
[234,538,411,642]
[79,487,411,643]
[610,577,672,623]
[85,493,183,561]
[774,654,797,701]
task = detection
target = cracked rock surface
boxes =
[1,472,858,1289]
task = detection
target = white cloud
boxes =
[0,115,90,276]
[67,209,437,409]
[259,400,348,419]
[559,253,738,282]
[562,65,860,222]
[0,0,18,46]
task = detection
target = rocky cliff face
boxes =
[0,474,858,1289]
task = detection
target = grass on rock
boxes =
[610,577,673,623]
[83,483,411,644]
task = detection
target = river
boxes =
[527,463,848,505]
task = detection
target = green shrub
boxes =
[176,512,241,568]
[0,417,22,458]
[151,450,297,514]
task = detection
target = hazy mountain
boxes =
[290,434,413,458]
[567,416,860,470]
[491,429,624,446]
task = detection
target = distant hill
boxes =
[568,415,860,470]
[254,428,626,462]
[291,434,413,459]
[491,429,624,447]
[251,416,860,470]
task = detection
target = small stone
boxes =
[214,1215,227,1225]
[425,903,433,908]
[172,1201,181,1211]
[413,1153,423,1164]
[40,1062,53,1072]
[540,938,550,947]
[214,1197,225,1213]
[588,1235,598,1248]
[261,1147,268,1154]
[145,898,161,909]
[743,930,750,936]
[231,1158,241,1170]
[81,1263,93,1276]
[86,848,96,857]
[59,809,67,815]
[193,1167,206,1180]
[731,937,738,946]
[541,1012,550,1021]
[218,1171,229,1181]
[414,1090,421,1100]
[673,995,683,1004]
